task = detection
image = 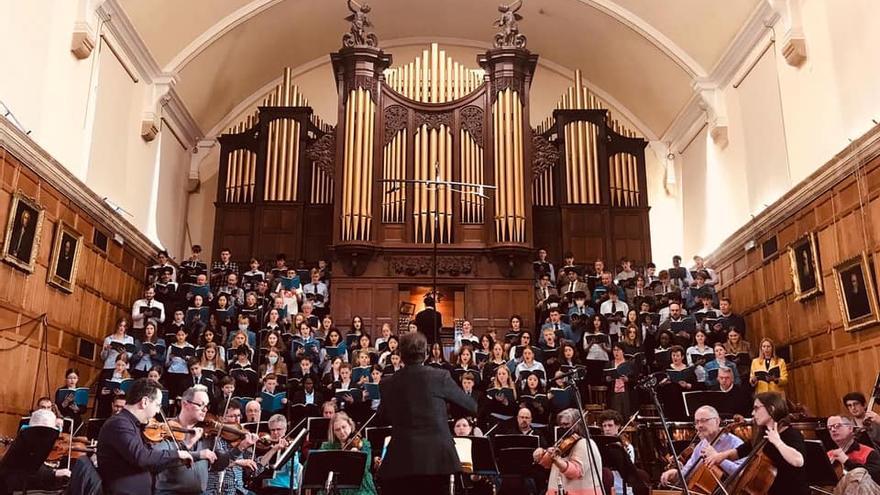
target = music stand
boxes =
[593,435,650,495]
[306,417,330,444]
[492,434,540,450]
[0,425,59,493]
[804,439,840,493]
[85,418,106,440]
[468,436,499,476]
[302,450,366,494]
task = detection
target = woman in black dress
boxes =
[705,391,808,495]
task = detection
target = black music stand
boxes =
[593,435,650,495]
[85,418,106,440]
[804,439,840,494]
[493,434,540,450]
[306,417,330,445]
[302,450,366,494]
[0,425,59,494]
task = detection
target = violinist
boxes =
[97,379,193,495]
[206,399,260,495]
[599,410,651,495]
[255,414,302,494]
[827,415,880,482]
[532,408,604,495]
[0,409,71,492]
[659,405,744,487]
[320,411,377,494]
[154,386,225,495]
[844,392,880,447]
[705,391,809,495]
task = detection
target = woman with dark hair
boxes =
[582,314,610,386]
[425,342,454,375]
[101,317,134,380]
[56,368,84,428]
[706,391,808,495]
[347,315,365,348]
[131,320,165,379]
[606,342,636,419]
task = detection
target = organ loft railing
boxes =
[214,68,335,262]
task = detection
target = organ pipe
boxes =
[341,87,376,241]
[493,88,525,243]
[382,43,485,103]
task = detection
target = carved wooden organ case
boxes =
[214,68,335,263]
[330,42,541,278]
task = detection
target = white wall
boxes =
[679,1,880,261]
[0,0,190,256]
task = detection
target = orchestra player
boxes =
[659,405,744,487]
[97,379,193,495]
[705,391,809,495]
[532,408,604,495]
[826,415,880,483]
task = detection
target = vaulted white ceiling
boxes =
[117,0,763,139]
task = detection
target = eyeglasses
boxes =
[828,423,852,430]
[694,417,719,424]
[186,400,209,410]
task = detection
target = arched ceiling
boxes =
[118,0,762,139]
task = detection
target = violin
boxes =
[202,415,250,447]
[142,418,197,443]
[342,434,363,451]
[46,433,96,462]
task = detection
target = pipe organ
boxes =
[213,68,334,263]
[211,6,652,333]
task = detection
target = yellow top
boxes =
[749,356,788,395]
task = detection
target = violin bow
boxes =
[619,410,639,434]
[158,411,191,469]
[214,392,234,488]
[342,412,376,450]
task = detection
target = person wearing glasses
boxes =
[97,379,194,495]
[705,391,809,495]
[658,405,745,487]
[826,415,880,483]
[155,385,249,495]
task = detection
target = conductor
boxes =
[377,331,477,494]
[413,295,442,346]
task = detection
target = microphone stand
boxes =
[639,376,691,495]
[565,369,607,495]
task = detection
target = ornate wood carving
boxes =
[460,106,484,143]
[388,256,475,276]
[384,105,408,145]
[493,1,527,49]
[342,0,378,48]
[532,130,557,178]
[306,132,336,177]
[413,111,453,132]
[490,77,526,104]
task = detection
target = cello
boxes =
[710,419,791,495]
[686,418,749,494]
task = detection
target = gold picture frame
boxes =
[788,232,823,301]
[47,221,82,293]
[833,252,880,332]
[1,191,45,273]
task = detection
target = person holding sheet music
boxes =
[228,346,260,399]
[186,294,211,328]
[620,325,644,373]
[605,342,637,418]
[536,272,560,331]
[426,341,454,375]
[317,314,336,340]
[262,309,287,341]
[322,356,344,393]
[750,338,788,394]
[625,274,653,305]
[276,266,304,317]
[519,371,550,425]
[453,347,481,385]
[685,329,712,384]
[723,327,752,381]
[321,327,349,366]
[101,317,135,379]
[486,365,518,421]
[259,348,288,381]
[540,327,560,372]
[212,376,236,415]
[481,342,508,389]
[378,335,399,367]
[131,286,165,340]
[319,411,377,495]
[198,327,227,363]
[261,330,288,365]
[515,346,547,388]
[212,293,236,334]
[711,366,752,417]
[534,248,556,284]
[548,370,576,415]
[651,330,674,372]
[56,368,86,429]
[241,257,265,293]
[705,342,741,388]
[383,351,405,376]
[166,327,196,400]
[541,307,573,345]
[717,297,747,337]
[186,273,214,304]
[292,321,321,364]
[291,374,325,411]
[352,350,374,385]
[582,315,611,386]
[453,371,482,420]
[600,289,628,344]
[302,268,330,318]
[332,363,359,413]
[510,330,534,361]
[373,323,393,353]
[131,320,165,379]
[258,373,288,419]
[98,355,133,417]
[454,319,480,354]
[660,345,697,421]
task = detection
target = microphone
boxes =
[555,366,587,382]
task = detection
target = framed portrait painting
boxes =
[1,191,45,273]
[833,252,880,332]
[788,232,823,301]
[48,222,82,293]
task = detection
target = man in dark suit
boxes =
[413,296,443,347]
[709,366,752,417]
[377,331,477,494]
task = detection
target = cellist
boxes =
[705,391,809,495]
[658,405,744,488]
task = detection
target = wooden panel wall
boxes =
[467,283,534,332]
[711,144,880,417]
[0,146,154,437]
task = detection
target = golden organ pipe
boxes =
[343,90,355,239]
[351,89,364,238]
[504,89,514,240]
[513,92,524,240]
